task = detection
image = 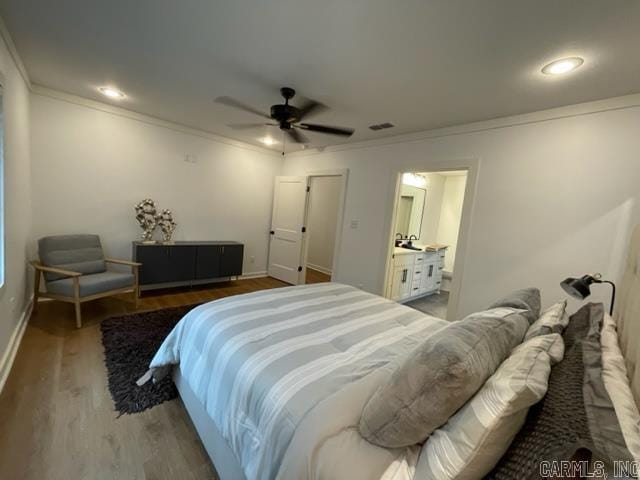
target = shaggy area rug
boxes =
[101,305,198,415]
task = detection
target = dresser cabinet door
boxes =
[220,244,244,276]
[136,245,196,284]
[195,246,222,279]
[137,247,170,285]
[166,246,197,282]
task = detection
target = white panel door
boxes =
[268,176,309,285]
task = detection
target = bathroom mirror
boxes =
[395,184,426,239]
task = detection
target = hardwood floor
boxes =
[0,276,288,480]
[305,267,331,284]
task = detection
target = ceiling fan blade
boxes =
[297,99,328,120]
[298,123,354,137]
[214,96,271,119]
[286,127,310,144]
[227,122,276,130]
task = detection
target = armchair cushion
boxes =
[39,235,106,281]
[47,271,135,297]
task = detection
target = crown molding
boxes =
[0,15,31,87]
[30,85,282,157]
[287,93,640,158]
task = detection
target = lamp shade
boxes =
[560,276,593,299]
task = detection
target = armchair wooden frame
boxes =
[31,258,142,328]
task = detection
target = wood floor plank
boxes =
[0,276,288,480]
[305,268,331,284]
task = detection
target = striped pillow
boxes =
[524,300,569,340]
[416,333,565,480]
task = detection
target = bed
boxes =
[148,225,640,480]
[151,282,448,480]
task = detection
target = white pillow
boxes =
[524,300,568,341]
[416,333,564,480]
[601,313,640,462]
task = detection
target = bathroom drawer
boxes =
[423,251,438,261]
[393,253,415,267]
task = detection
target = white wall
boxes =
[436,175,467,272]
[306,176,341,273]
[283,96,640,319]
[30,92,282,276]
[0,29,32,387]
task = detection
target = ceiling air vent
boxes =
[369,122,395,131]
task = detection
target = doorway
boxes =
[385,169,470,320]
[304,176,342,283]
[267,170,347,285]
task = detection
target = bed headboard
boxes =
[614,224,640,405]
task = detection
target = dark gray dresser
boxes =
[132,241,244,291]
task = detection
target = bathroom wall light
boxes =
[402,172,427,188]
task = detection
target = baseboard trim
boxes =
[0,295,33,394]
[306,263,332,276]
[239,271,268,280]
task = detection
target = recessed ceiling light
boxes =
[541,57,584,75]
[261,136,276,146]
[99,86,125,99]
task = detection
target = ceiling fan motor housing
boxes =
[270,104,301,128]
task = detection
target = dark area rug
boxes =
[100,304,199,415]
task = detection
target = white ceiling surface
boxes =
[2,1,640,151]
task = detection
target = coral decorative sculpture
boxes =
[134,198,159,243]
[156,209,177,244]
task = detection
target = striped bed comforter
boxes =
[149,282,448,480]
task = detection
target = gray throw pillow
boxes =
[489,288,541,323]
[359,307,529,448]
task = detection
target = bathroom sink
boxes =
[401,244,422,251]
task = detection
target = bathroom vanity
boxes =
[387,246,446,302]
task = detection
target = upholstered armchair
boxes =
[31,235,141,328]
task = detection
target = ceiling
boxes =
[1,0,639,152]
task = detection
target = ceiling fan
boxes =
[215,87,355,146]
